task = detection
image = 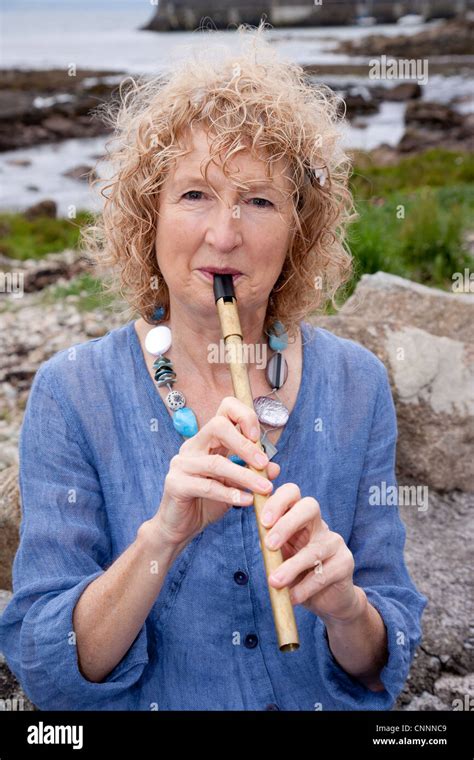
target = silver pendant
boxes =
[253,395,289,428]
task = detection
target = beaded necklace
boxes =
[144,306,290,463]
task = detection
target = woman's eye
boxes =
[182,191,204,201]
[249,197,273,208]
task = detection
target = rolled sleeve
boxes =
[0,360,150,710]
[315,361,427,710]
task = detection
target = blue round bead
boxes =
[152,305,165,322]
[268,320,288,351]
[268,334,288,351]
[228,454,247,466]
[173,407,198,438]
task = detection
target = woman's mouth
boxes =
[197,269,243,282]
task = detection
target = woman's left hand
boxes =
[261,480,362,623]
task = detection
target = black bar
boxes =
[0,710,471,758]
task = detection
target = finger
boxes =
[262,492,321,548]
[318,518,330,535]
[289,549,355,605]
[258,482,301,530]
[268,533,341,587]
[216,396,261,442]
[178,454,273,495]
[264,496,322,549]
[182,404,269,471]
[171,472,255,507]
[266,462,280,480]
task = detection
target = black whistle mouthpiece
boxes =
[213,273,236,303]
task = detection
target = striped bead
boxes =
[265,352,288,390]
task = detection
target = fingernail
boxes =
[261,510,272,526]
[255,452,268,467]
[266,532,280,549]
[250,426,260,441]
[270,571,284,583]
[257,478,272,492]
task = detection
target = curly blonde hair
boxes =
[82,20,355,339]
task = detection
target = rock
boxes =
[384,82,422,101]
[83,317,108,338]
[23,261,78,292]
[23,199,57,220]
[0,90,36,121]
[338,16,474,58]
[400,692,450,711]
[343,86,379,117]
[41,114,79,139]
[0,590,37,711]
[5,158,32,167]
[0,466,20,590]
[350,144,401,168]
[0,588,12,616]
[0,248,95,294]
[62,164,98,183]
[434,673,474,709]
[0,294,125,475]
[405,101,464,130]
[315,272,474,492]
[339,272,473,343]
[393,486,473,710]
[399,102,473,154]
[0,68,122,151]
[0,445,18,471]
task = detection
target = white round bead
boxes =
[145,325,172,356]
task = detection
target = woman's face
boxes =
[155,127,294,323]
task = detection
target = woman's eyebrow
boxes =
[172,174,278,189]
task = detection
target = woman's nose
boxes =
[204,201,243,252]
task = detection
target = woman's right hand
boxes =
[151,396,281,550]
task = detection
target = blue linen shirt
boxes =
[0,319,427,711]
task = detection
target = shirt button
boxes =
[244,633,259,649]
[265,703,280,711]
[233,570,248,585]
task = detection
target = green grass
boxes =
[0,210,93,260]
[350,148,474,199]
[41,272,116,312]
[347,183,473,293]
[343,150,474,300]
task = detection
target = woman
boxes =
[0,25,426,711]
